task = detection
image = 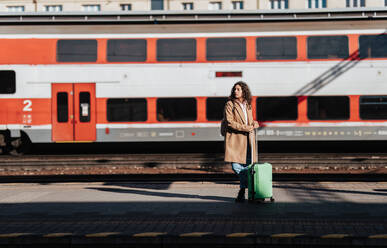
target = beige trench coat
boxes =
[224,100,257,164]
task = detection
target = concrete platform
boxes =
[0,181,386,247]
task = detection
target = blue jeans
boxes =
[231,141,251,189]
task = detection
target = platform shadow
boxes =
[85,187,234,202]
[274,184,387,197]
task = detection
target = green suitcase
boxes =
[247,129,274,202]
[247,163,274,202]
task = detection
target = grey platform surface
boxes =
[0,181,386,246]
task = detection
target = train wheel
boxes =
[9,138,22,156]
[8,133,31,156]
[0,133,5,155]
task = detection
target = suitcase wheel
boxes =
[270,197,275,202]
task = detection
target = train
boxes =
[0,10,386,154]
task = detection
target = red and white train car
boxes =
[0,10,386,153]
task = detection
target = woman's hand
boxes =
[247,125,254,132]
[253,121,259,129]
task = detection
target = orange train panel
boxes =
[0,36,384,65]
[251,96,257,120]
[146,38,157,63]
[297,36,307,61]
[21,99,51,125]
[350,95,360,121]
[97,39,107,63]
[0,99,9,124]
[297,96,308,123]
[0,39,56,64]
[73,83,96,141]
[0,99,21,124]
[246,36,256,62]
[196,38,206,62]
[96,98,107,124]
[51,83,74,141]
[196,97,206,122]
[147,98,157,122]
[0,95,381,127]
[348,34,360,57]
[0,99,50,125]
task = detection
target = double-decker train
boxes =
[0,10,386,154]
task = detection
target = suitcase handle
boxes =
[250,128,258,164]
[250,128,258,201]
[250,166,255,200]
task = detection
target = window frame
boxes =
[346,0,365,7]
[57,92,69,123]
[82,4,101,11]
[44,5,62,12]
[156,38,197,62]
[120,4,132,11]
[307,35,349,60]
[0,70,16,94]
[307,96,350,120]
[7,5,25,12]
[359,34,387,59]
[359,96,387,120]
[151,0,164,10]
[232,1,244,10]
[206,37,246,61]
[269,0,288,9]
[208,2,222,10]
[256,36,297,60]
[106,98,148,122]
[206,97,228,121]
[57,39,98,63]
[182,2,194,10]
[157,98,197,122]
[256,96,298,121]
[107,39,147,62]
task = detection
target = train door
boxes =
[52,83,96,142]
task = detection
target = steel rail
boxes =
[0,153,385,183]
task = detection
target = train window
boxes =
[206,38,246,61]
[157,39,196,61]
[256,97,298,121]
[107,98,147,122]
[359,96,387,120]
[79,92,90,123]
[256,37,297,60]
[0,70,16,94]
[359,35,387,58]
[307,96,349,120]
[307,36,349,59]
[57,92,68,123]
[157,98,196,121]
[107,39,147,62]
[206,97,228,121]
[57,40,97,62]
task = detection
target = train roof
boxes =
[0,8,386,34]
[0,8,386,24]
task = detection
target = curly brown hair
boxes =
[228,81,252,107]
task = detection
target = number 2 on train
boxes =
[23,100,32,112]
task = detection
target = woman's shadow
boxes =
[86,185,234,202]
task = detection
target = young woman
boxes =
[224,81,259,202]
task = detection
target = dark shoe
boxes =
[235,188,245,203]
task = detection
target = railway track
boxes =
[1,153,387,169]
[0,153,385,183]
